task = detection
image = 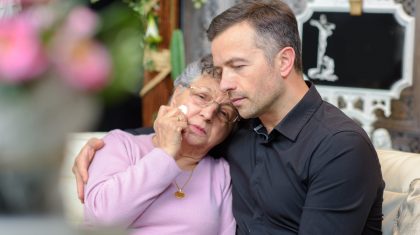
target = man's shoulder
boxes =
[308,104,378,165]
[314,101,368,137]
[301,101,376,161]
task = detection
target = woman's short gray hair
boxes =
[174,54,220,87]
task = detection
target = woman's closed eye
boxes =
[196,92,211,102]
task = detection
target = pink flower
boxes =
[23,3,58,32]
[63,6,98,38]
[20,0,53,8]
[0,16,48,83]
[53,38,112,91]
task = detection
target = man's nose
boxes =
[219,69,236,93]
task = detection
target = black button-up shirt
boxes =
[220,82,384,234]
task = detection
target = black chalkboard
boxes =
[302,12,404,90]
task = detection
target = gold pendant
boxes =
[174,190,185,199]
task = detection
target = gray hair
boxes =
[174,54,220,87]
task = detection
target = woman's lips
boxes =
[190,124,206,136]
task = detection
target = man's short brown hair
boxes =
[207,0,302,72]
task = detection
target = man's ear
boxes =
[275,47,295,77]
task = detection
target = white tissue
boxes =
[178,105,188,114]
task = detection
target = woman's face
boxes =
[173,75,237,150]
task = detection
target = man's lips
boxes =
[230,97,245,106]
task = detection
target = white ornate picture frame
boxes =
[297,0,415,148]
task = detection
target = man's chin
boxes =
[238,109,257,120]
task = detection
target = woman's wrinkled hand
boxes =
[153,105,188,157]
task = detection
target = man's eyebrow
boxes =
[223,57,248,66]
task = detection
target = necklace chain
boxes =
[174,168,195,199]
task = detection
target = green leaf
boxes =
[170,29,186,80]
[95,1,144,104]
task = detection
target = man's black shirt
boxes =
[220,82,384,234]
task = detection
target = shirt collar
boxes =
[251,81,323,141]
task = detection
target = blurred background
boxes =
[0,0,419,234]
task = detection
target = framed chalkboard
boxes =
[296,0,414,145]
[302,12,404,89]
[297,0,414,98]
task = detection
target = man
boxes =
[73,1,384,234]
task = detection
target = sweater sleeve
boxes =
[218,160,236,235]
[83,130,182,226]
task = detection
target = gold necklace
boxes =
[174,169,195,199]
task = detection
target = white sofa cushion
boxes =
[392,178,420,235]
[377,149,420,235]
[60,132,107,226]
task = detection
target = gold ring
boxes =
[177,116,181,121]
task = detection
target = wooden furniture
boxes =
[141,0,179,127]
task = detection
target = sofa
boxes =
[377,149,420,234]
[60,133,420,234]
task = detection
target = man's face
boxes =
[211,21,283,119]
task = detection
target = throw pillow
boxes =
[393,178,420,235]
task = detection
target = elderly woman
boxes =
[83,55,238,235]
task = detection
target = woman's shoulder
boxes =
[204,154,228,165]
[203,156,230,177]
[105,129,153,144]
[104,129,131,138]
[200,157,231,192]
[103,130,154,154]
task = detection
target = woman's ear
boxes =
[169,85,184,106]
[275,47,295,77]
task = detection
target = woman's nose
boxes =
[200,102,219,121]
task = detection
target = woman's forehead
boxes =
[190,77,230,102]
[191,75,221,90]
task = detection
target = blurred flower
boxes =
[0,2,110,213]
[52,38,111,91]
[0,1,113,169]
[49,5,111,91]
[64,6,98,37]
[0,1,112,91]
[0,16,47,83]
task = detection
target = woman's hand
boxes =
[153,105,188,157]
